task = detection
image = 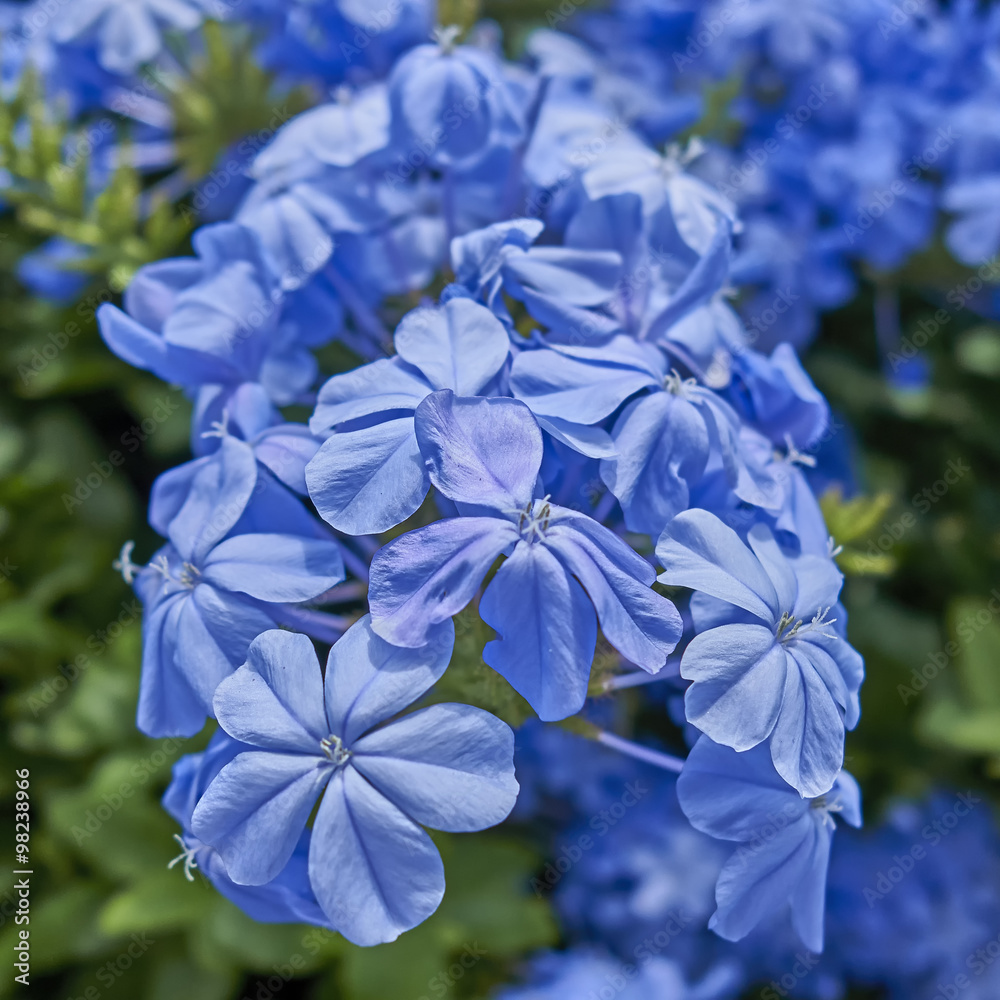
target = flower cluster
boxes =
[573,0,1000,353]
[80,5,874,954]
[13,0,920,972]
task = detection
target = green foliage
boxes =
[165,22,312,183]
[820,488,897,576]
[0,67,190,288]
[918,596,1000,759]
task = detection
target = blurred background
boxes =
[2,1,1000,998]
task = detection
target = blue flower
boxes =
[190,618,519,945]
[368,390,682,720]
[134,437,345,737]
[50,0,211,74]
[510,335,752,537]
[943,175,1000,266]
[447,217,622,339]
[656,509,863,797]
[98,223,322,447]
[387,28,524,171]
[305,297,510,534]
[676,735,861,952]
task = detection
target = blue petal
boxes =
[369,517,518,648]
[770,646,846,798]
[394,299,510,396]
[414,391,542,511]
[166,437,258,564]
[124,257,202,332]
[711,816,823,946]
[680,624,787,751]
[173,587,260,713]
[510,338,660,425]
[137,595,206,738]
[803,633,864,729]
[308,768,444,946]
[310,359,429,432]
[747,523,799,613]
[324,615,455,745]
[480,540,597,721]
[789,555,844,622]
[202,532,344,602]
[253,425,322,494]
[191,751,329,885]
[788,821,834,953]
[601,392,709,537]
[351,703,518,831]
[544,513,682,672]
[655,509,779,622]
[676,737,806,842]
[305,416,429,534]
[97,303,228,386]
[214,630,328,753]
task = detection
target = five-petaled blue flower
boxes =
[368,390,682,720]
[677,735,861,952]
[191,617,519,946]
[657,509,863,797]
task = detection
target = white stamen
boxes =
[200,408,231,440]
[663,368,698,398]
[776,606,838,643]
[167,833,199,881]
[515,497,553,542]
[320,734,352,767]
[781,434,817,468]
[810,795,844,831]
[433,24,462,53]
[113,540,142,584]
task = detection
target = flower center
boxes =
[775,606,838,643]
[150,554,201,590]
[517,497,552,542]
[663,368,698,399]
[320,734,352,767]
[810,794,844,831]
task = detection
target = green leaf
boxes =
[201,897,339,974]
[0,884,112,973]
[820,488,896,546]
[100,868,215,936]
